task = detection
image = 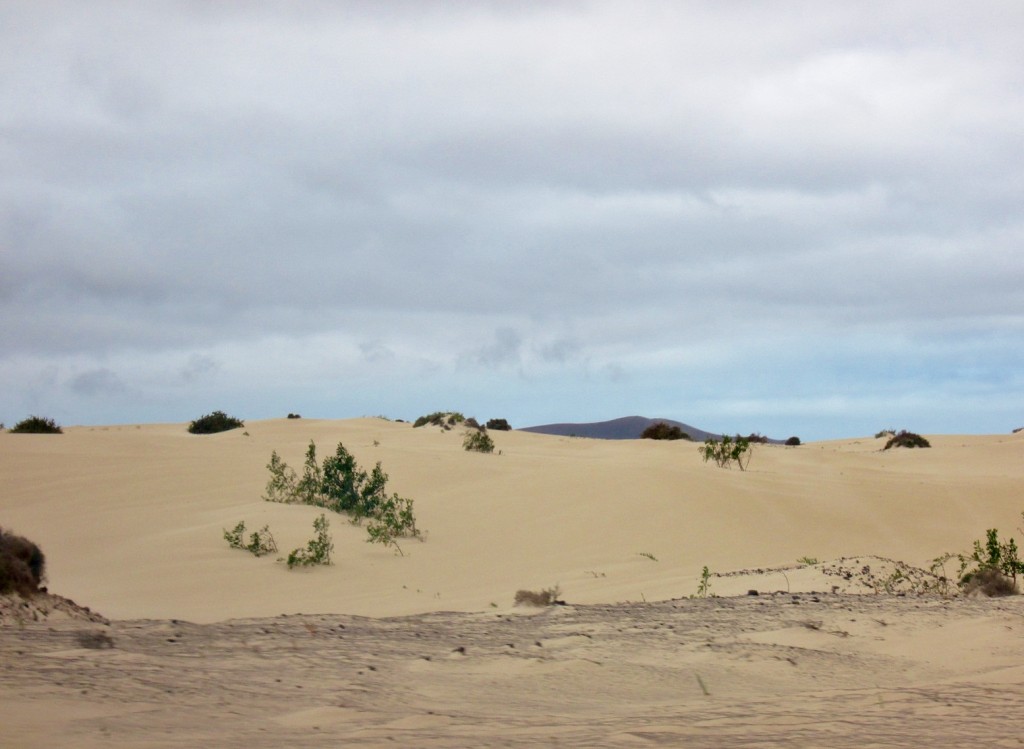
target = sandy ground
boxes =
[2,419,1023,746]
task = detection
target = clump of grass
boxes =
[188,410,244,434]
[9,416,62,434]
[0,527,46,597]
[638,552,658,561]
[796,556,819,565]
[514,585,563,607]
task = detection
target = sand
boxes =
[2,419,1023,746]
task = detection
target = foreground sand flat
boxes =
[2,594,1024,748]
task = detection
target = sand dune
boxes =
[3,419,1021,621]
[3,419,1023,746]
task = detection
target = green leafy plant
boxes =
[957,524,1023,595]
[641,422,690,440]
[9,415,62,434]
[262,440,421,547]
[785,436,801,446]
[223,521,278,557]
[699,435,752,470]
[696,565,712,598]
[463,430,495,453]
[285,514,333,569]
[188,410,244,434]
[796,556,819,565]
[263,451,298,503]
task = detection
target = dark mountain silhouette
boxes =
[519,416,719,442]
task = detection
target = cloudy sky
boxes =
[2,2,1022,439]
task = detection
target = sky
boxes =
[2,1,1023,440]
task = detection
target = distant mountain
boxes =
[519,416,719,442]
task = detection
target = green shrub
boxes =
[743,433,770,444]
[0,527,46,596]
[286,514,333,569]
[641,422,690,440]
[486,418,512,431]
[188,410,244,434]
[286,413,301,419]
[223,521,278,557]
[785,436,801,446]
[10,416,62,434]
[957,525,1023,595]
[262,440,421,545]
[883,430,930,449]
[463,430,495,453]
[699,435,752,470]
[413,411,465,430]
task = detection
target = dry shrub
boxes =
[514,585,562,607]
[963,567,1017,597]
[883,430,931,449]
[0,528,47,597]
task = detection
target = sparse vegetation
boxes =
[413,411,465,430]
[486,418,512,431]
[641,422,690,440]
[699,435,752,470]
[0,527,46,596]
[262,440,421,545]
[638,552,658,562]
[287,413,301,419]
[188,410,244,434]
[785,436,801,446]
[882,430,930,449]
[796,556,819,565]
[743,433,770,444]
[957,524,1023,596]
[514,585,563,607]
[223,521,278,557]
[463,430,495,453]
[875,429,896,439]
[285,514,333,569]
[10,415,62,434]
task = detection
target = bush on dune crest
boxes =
[188,410,244,434]
[9,416,62,434]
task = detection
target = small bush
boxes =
[883,430,930,449]
[514,585,562,607]
[486,418,512,431]
[286,514,333,569]
[223,521,278,557]
[743,433,770,444]
[10,416,62,434]
[957,525,1023,595]
[188,410,244,434]
[699,435,752,470]
[464,417,482,430]
[0,527,46,596]
[287,413,302,419]
[641,422,689,441]
[413,411,465,430]
[785,436,801,446]
[875,429,896,439]
[463,430,495,453]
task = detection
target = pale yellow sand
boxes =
[2,419,1021,620]
[2,420,1023,747]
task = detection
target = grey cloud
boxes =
[69,368,126,397]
